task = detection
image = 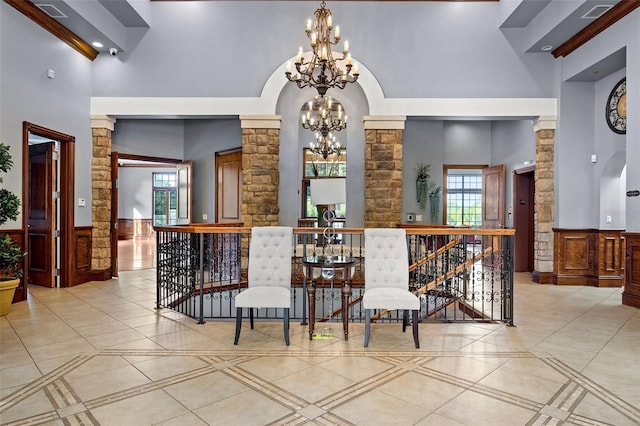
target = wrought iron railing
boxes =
[154,225,514,326]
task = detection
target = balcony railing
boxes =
[154,224,514,327]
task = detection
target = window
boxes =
[302,149,346,219]
[444,168,483,226]
[153,172,177,225]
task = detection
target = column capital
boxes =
[240,115,282,129]
[91,115,116,131]
[533,116,557,132]
[363,115,406,130]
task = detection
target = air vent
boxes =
[582,5,613,19]
[35,4,67,18]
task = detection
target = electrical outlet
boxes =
[406,213,415,222]
[416,214,423,222]
[606,215,611,224]
[202,213,208,221]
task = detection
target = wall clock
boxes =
[606,77,626,134]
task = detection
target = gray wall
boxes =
[118,167,172,219]
[112,119,185,159]
[90,2,555,99]
[403,119,535,226]
[491,120,537,229]
[403,120,445,224]
[2,1,637,232]
[183,119,242,223]
[276,80,368,228]
[594,69,627,229]
[0,2,94,226]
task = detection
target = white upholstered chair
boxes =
[363,228,420,348]
[234,226,293,346]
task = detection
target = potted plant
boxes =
[0,142,26,315]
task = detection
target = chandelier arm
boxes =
[285,1,359,96]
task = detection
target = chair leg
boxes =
[402,309,409,332]
[250,308,254,329]
[234,307,242,345]
[283,308,290,346]
[412,309,420,349]
[364,309,371,347]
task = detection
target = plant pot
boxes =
[0,277,19,316]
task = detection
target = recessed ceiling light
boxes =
[92,42,104,48]
[541,45,553,51]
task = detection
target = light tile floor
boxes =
[1,270,639,425]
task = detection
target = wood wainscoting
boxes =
[622,232,640,308]
[74,226,111,285]
[118,218,154,240]
[553,228,624,287]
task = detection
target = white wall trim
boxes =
[240,115,282,129]
[90,114,116,130]
[533,116,557,132]
[363,116,406,129]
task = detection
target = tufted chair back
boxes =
[364,228,409,290]
[234,226,293,345]
[248,226,293,289]
[362,228,420,348]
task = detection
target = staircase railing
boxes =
[154,225,514,326]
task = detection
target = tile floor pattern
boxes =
[1,270,639,425]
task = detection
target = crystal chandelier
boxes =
[310,132,342,160]
[285,1,359,96]
[301,95,347,135]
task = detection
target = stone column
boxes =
[533,117,556,284]
[240,115,282,227]
[90,115,115,270]
[363,116,406,228]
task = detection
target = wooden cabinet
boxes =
[623,232,640,308]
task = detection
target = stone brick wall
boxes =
[364,129,403,228]
[91,127,112,270]
[534,128,555,275]
[241,128,280,227]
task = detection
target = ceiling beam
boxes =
[4,0,98,61]
[552,0,640,58]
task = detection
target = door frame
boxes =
[110,152,184,276]
[22,122,75,288]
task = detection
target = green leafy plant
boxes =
[415,163,431,210]
[414,162,442,222]
[0,142,26,277]
[427,181,441,222]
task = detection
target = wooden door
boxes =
[176,161,192,225]
[514,169,535,272]
[482,165,506,265]
[216,150,242,223]
[482,165,505,229]
[28,142,56,287]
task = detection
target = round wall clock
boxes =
[606,77,626,134]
